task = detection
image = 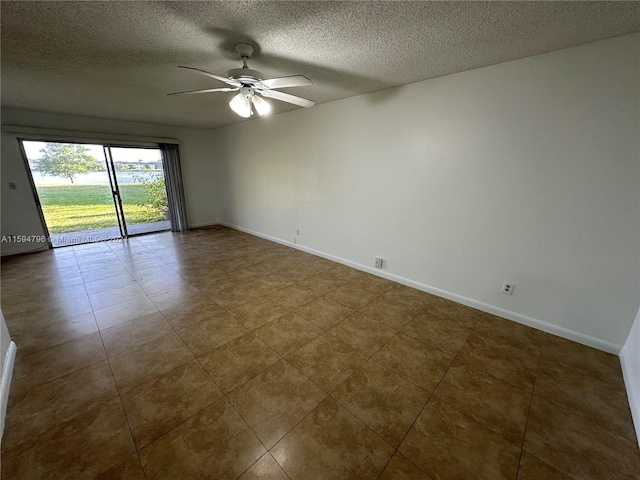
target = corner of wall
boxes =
[620,307,640,448]
[0,311,17,444]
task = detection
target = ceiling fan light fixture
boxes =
[229,91,252,118]
[252,95,271,116]
[172,44,314,115]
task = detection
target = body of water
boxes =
[30,170,162,185]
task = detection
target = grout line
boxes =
[328,384,397,450]
[76,248,148,478]
[193,343,274,458]
[381,351,461,479]
[94,302,139,460]
[7,227,616,479]
[0,364,120,456]
[131,398,224,453]
[136,451,149,480]
[234,454,265,479]
[267,451,293,480]
[421,317,539,449]
[516,343,543,478]
[3,266,106,413]
[141,253,419,474]
[376,456,394,480]
[259,297,426,466]
[91,244,221,476]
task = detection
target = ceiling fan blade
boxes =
[167,87,239,96]
[259,75,313,89]
[177,66,242,87]
[259,89,315,108]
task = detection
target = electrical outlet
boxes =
[502,282,515,295]
[296,229,300,236]
[374,257,383,269]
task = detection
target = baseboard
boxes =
[189,221,222,229]
[1,243,49,257]
[620,346,640,448]
[221,221,621,355]
[1,341,17,443]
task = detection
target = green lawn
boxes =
[36,184,165,234]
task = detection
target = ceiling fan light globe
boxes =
[252,95,271,116]
[229,92,252,118]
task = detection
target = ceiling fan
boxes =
[168,43,315,118]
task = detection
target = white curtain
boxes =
[160,143,189,232]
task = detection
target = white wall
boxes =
[1,109,219,255]
[0,310,16,443]
[214,33,640,352]
[621,306,640,447]
[1,128,49,254]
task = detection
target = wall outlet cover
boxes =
[502,282,515,295]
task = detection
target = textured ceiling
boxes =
[2,1,639,129]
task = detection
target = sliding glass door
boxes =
[21,140,171,247]
[108,146,170,236]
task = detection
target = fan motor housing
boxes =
[227,67,263,84]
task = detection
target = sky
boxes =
[22,141,162,164]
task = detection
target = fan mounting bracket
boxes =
[235,43,255,59]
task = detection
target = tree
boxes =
[34,143,103,184]
[132,171,168,214]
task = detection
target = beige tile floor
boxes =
[1,227,639,479]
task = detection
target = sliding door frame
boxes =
[103,145,128,239]
[17,136,173,248]
[17,138,54,249]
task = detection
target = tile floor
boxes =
[1,227,639,479]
